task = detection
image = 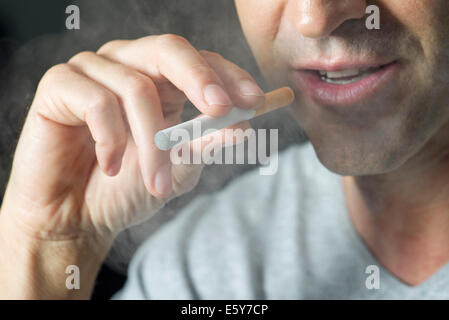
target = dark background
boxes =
[0,0,305,299]
[0,1,128,299]
[0,0,72,42]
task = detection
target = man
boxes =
[1,0,449,299]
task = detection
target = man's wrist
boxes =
[0,209,113,299]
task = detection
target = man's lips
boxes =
[293,61,400,107]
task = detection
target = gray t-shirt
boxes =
[113,142,449,299]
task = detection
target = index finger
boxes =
[98,35,234,118]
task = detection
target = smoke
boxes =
[0,0,306,274]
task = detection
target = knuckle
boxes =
[69,51,96,64]
[199,50,223,61]
[97,40,123,54]
[44,63,75,79]
[157,33,189,47]
[229,65,252,80]
[134,35,157,49]
[87,91,117,116]
[123,74,156,97]
[40,63,76,88]
[241,71,253,79]
[189,63,216,81]
[233,67,252,81]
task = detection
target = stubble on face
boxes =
[238,0,449,176]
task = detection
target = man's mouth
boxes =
[316,65,386,85]
[293,61,400,106]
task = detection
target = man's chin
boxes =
[310,141,405,177]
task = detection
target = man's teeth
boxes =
[319,68,361,78]
[318,67,380,84]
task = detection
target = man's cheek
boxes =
[235,0,285,61]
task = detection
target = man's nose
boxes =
[294,0,367,38]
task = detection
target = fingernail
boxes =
[204,84,232,107]
[238,80,265,97]
[155,164,172,197]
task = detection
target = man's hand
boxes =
[0,35,264,299]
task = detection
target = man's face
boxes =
[235,0,449,175]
